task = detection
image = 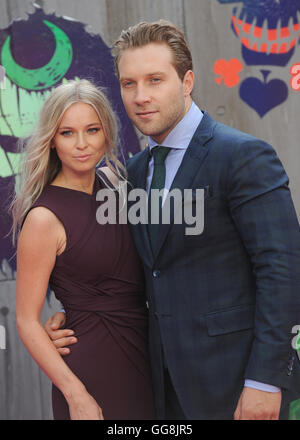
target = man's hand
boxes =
[44,312,77,356]
[234,387,282,420]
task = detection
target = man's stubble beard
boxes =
[131,95,186,141]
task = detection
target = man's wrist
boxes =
[244,379,281,392]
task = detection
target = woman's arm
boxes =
[16,207,103,420]
[44,168,122,353]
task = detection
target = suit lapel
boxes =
[153,111,216,260]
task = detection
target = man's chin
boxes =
[134,122,164,139]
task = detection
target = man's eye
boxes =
[123,81,133,87]
[151,78,161,83]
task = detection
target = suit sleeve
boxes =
[226,138,300,389]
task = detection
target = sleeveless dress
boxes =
[30,171,156,420]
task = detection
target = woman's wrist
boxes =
[61,377,86,402]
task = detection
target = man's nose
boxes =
[134,85,151,105]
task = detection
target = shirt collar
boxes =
[148,101,203,153]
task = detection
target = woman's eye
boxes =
[88,127,100,134]
[60,130,72,136]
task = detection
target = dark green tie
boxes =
[148,146,171,253]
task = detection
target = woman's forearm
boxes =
[17,317,85,401]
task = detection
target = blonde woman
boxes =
[12,79,155,420]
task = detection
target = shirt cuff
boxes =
[244,379,281,393]
[60,308,66,313]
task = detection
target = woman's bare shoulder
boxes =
[18,206,66,258]
[24,206,61,228]
[20,206,65,245]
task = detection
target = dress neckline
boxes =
[49,173,99,196]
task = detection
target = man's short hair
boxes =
[113,20,193,81]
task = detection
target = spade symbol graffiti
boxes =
[239,70,288,117]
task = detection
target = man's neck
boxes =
[150,97,193,145]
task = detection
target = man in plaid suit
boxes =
[46,20,300,419]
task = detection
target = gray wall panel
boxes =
[0,278,61,419]
[105,0,184,45]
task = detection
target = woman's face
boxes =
[53,102,106,174]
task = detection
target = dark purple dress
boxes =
[30,171,155,420]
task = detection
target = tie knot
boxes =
[152,146,171,165]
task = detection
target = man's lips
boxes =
[136,110,158,119]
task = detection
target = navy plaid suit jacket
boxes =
[126,111,300,419]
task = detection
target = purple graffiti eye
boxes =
[1,20,73,91]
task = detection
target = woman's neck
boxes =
[51,170,96,195]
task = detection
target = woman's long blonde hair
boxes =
[11,79,127,244]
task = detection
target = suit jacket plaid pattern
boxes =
[126,111,300,419]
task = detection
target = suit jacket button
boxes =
[153,270,160,278]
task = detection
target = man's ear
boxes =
[183,70,194,97]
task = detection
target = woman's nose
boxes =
[76,132,88,149]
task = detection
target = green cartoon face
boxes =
[0,76,81,178]
[0,19,75,178]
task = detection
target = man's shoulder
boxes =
[204,114,271,158]
[213,119,260,146]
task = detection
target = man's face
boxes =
[118,43,193,144]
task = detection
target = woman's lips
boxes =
[74,154,91,162]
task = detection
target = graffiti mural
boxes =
[290,62,300,89]
[0,7,140,271]
[216,0,300,116]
